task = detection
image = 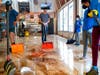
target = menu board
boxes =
[18,2,30,13]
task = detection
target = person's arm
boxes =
[39,14,43,24]
[47,18,50,24]
[47,14,50,24]
[13,14,20,26]
[39,18,43,24]
[79,19,82,27]
[12,9,19,26]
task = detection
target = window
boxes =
[79,0,85,19]
[79,0,84,17]
[68,2,74,32]
[58,13,60,31]
[59,10,64,31]
[58,1,74,32]
[63,6,68,31]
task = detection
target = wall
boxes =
[31,0,57,12]
[11,0,57,13]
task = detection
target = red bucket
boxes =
[42,42,53,49]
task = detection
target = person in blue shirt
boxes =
[74,15,82,45]
[8,5,19,45]
[81,0,100,75]
[80,7,93,60]
[39,9,50,43]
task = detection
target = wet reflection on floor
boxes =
[0,35,100,75]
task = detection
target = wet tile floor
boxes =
[0,35,100,75]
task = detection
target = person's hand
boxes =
[13,21,17,26]
[43,22,48,26]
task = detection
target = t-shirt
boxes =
[75,19,82,32]
[39,13,50,23]
[9,9,18,29]
[83,8,94,31]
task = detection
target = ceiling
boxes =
[56,0,70,9]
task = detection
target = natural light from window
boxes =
[17,0,29,2]
[58,1,74,32]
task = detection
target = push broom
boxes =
[4,1,16,75]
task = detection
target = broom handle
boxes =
[71,32,75,39]
[6,4,10,59]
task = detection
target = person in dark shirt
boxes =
[8,5,19,45]
[39,9,50,43]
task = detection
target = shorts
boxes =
[9,28,15,33]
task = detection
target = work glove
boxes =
[88,10,99,17]
[43,22,48,26]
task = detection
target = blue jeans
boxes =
[75,32,80,44]
[41,25,48,43]
[83,30,92,57]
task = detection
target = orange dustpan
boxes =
[11,43,24,53]
[41,42,53,49]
